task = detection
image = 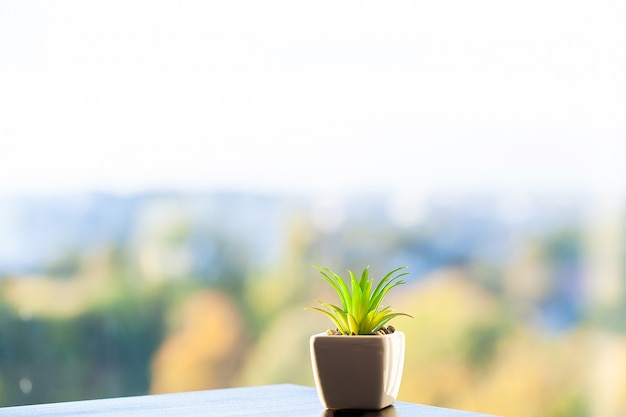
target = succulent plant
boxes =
[307,266,412,335]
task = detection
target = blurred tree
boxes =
[150,290,245,393]
[393,269,589,417]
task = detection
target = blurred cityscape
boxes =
[1,190,625,417]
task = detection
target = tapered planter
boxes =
[310,331,405,410]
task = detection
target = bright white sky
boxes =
[0,0,625,197]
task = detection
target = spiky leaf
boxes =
[307,266,413,335]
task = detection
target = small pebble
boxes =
[325,326,398,335]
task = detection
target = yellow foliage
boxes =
[236,306,326,387]
[1,277,113,319]
[150,290,244,394]
[390,269,626,417]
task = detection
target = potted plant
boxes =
[307,265,412,410]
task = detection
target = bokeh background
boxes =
[1,1,625,417]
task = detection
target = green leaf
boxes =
[347,313,359,335]
[308,265,412,335]
[369,268,409,314]
[360,267,373,317]
[371,266,407,304]
[315,266,352,311]
[318,301,350,332]
[359,266,370,291]
[306,300,351,334]
[349,270,364,321]
[360,309,377,334]
[370,312,413,333]
[369,279,406,314]
[363,279,373,302]
[306,307,345,333]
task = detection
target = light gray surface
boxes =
[0,384,501,417]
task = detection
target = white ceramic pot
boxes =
[310,331,405,410]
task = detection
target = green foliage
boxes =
[0,290,167,407]
[463,321,511,370]
[307,266,412,335]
